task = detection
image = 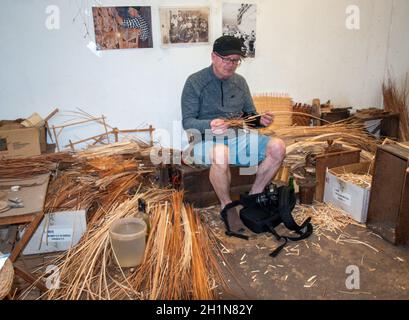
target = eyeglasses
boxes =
[214,52,242,66]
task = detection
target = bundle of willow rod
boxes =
[42,190,225,300]
[224,112,378,153]
[271,123,378,151]
[335,173,372,189]
[0,152,73,179]
[45,154,155,224]
[224,111,327,129]
[45,140,155,214]
[382,74,409,141]
[44,170,96,212]
[283,137,376,171]
[75,140,152,159]
[293,203,364,236]
[294,203,379,253]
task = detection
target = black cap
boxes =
[213,35,246,57]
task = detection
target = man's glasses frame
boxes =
[214,52,243,66]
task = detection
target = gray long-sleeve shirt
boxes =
[181,65,257,135]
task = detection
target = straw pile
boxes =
[42,190,225,300]
[45,142,156,224]
[0,152,73,179]
[9,140,227,300]
[267,123,378,151]
[293,203,378,252]
[224,111,325,130]
[268,123,379,170]
[75,140,152,159]
[224,113,379,172]
[383,74,409,141]
[335,173,372,189]
[293,203,363,236]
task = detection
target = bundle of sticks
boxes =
[223,111,325,129]
[218,112,379,171]
[45,142,156,224]
[0,152,73,179]
[335,173,372,189]
[6,140,228,300]
[40,190,226,300]
[271,122,378,170]
[382,74,409,141]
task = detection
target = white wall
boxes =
[0,0,408,149]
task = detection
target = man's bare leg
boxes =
[209,144,246,233]
[209,144,231,208]
[250,138,286,195]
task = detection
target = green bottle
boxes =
[138,198,150,235]
[288,176,295,192]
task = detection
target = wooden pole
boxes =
[149,125,154,146]
[52,117,105,129]
[14,265,48,292]
[101,115,110,143]
[52,125,60,152]
[113,128,119,142]
[63,131,114,148]
[44,108,59,122]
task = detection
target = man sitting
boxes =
[181,35,286,235]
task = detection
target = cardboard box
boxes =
[0,127,41,158]
[21,113,47,153]
[21,210,87,255]
[0,126,46,159]
[324,162,373,223]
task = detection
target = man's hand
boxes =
[210,119,229,135]
[260,111,274,127]
[114,11,123,24]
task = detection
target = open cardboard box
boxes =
[0,117,46,159]
[324,162,373,223]
[21,210,87,255]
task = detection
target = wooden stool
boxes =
[170,165,256,208]
[0,253,14,299]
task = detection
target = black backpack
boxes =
[223,184,313,257]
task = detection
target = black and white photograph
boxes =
[159,7,210,45]
[222,3,257,57]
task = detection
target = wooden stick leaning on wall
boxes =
[44,108,59,143]
[52,116,106,152]
[63,127,155,151]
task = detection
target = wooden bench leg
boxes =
[10,212,44,262]
[9,212,48,293]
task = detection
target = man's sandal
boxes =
[220,201,249,240]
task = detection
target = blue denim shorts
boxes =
[191,130,270,167]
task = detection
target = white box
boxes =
[324,162,372,223]
[21,210,87,255]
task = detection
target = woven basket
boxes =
[0,253,14,299]
[253,94,293,130]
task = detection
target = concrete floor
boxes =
[204,205,409,300]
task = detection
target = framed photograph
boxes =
[92,6,153,50]
[222,3,257,57]
[159,7,210,46]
